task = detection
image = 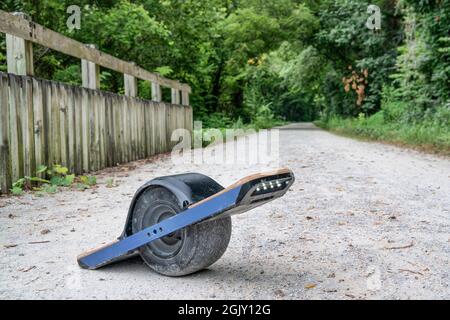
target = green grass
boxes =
[315,112,450,156]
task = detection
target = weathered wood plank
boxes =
[114,96,122,164]
[19,77,35,178]
[156,103,162,152]
[135,100,140,159]
[131,99,137,160]
[98,93,106,168]
[89,90,97,171]
[152,82,162,102]
[139,102,145,158]
[122,97,128,162]
[177,106,184,148]
[104,95,112,167]
[32,78,44,175]
[188,105,193,133]
[161,103,168,152]
[124,74,137,97]
[144,101,151,157]
[122,96,130,162]
[112,95,118,164]
[5,13,34,76]
[66,86,76,173]
[110,95,117,166]
[181,90,190,106]
[0,74,11,192]
[96,94,101,169]
[73,87,83,174]
[116,96,123,164]
[106,95,115,167]
[0,72,194,194]
[134,100,139,160]
[42,80,51,168]
[9,75,23,182]
[171,88,180,105]
[82,57,100,90]
[168,103,175,150]
[154,102,160,155]
[81,87,90,172]
[154,103,160,154]
[59,84,69,168]
[149,101,156,156]
[50,82,61,166]
[93,90,101,170]
[186,106,193,146]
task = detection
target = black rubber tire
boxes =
[131,186,232,276]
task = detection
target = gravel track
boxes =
[1,123,449,299]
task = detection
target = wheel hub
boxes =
[142,201,184,259]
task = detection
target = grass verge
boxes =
[315,115,450,157]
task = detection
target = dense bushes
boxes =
[317,0,449,153]
[316,108,450,154]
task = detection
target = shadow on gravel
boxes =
[197,267,306,282]
[89,255,308,287]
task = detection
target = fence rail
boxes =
[0,10,191,94]
[0,72,193,193]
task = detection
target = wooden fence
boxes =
[0,10,193,193]
[0,72,193,193]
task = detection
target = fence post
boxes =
[152,82,162,102]
[81,44,100,90]
[171,88,180,105]
[181,90,190,106]
[6,12,34,76]
[124,62,138,97]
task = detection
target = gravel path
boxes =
[1,123,449,299]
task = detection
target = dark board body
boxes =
[78,168,295,270]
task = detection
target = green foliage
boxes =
[252,103,282,129]
[0,34,6,73]
[105,177,115,188]
[155,66,173,77]
[10,175,50,194]
[50,164,68,176]
[200,112,234,129]
[79,175,97,187]
[41,184,58,194]
[221,8,281,62]
[1,0,447,151]
[399,0,450,102]
[316,0,449,153]
[380,87,409,123]
[36,165,47,174]
[10,186,24,196]
[50,174,75,187]
[53,65,82,86]
[10,164,97,196]
[317,98,450,155]
[315,0,401,116]
[76,183,90,191]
